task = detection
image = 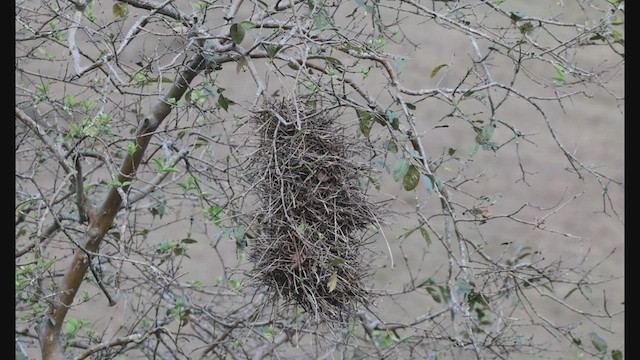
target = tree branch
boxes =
[74,327,167,360]
[37,53,207,360]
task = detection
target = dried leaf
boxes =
[327,271,338,293]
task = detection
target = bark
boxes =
[38,54,207,360]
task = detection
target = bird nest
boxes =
[244,98,380,322]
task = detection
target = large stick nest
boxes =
[245,98,380,322]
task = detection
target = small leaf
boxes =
[229,23,245,45]
[611,349,623,360]
[181,238,198,244]
[384,139,398,154]
[265,44,282,58]
[233,226,246,242]
[240,21,256,30]
[419,227,432,246]
[236,56,247,73]
[519,22,534,35]
[610,17,623,26]
[406,102,416,110]
[327,272,338,293]
[421,174,434,193]
[112,3,129,18]
[314,11,329,30]
[426,287,441,303]
[480,124,496,142]
[403,164,420,191]
[430,64,448,78]
[356,109,373,137]
[329,258,345,265]
[393,159,410,182]
[552,63,566,85]
[590,332,608,353]
[217,93,229,111]
[510,11,526,23]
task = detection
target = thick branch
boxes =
[37,53,207,360]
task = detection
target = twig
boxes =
[74,327,167,360]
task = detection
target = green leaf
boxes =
[552,63,566,85]
[430,64,448,78]
[228,279,244,293]
[233,226,246,242]
[563,287,579,300]
[403,164,420,191]
[510,11,526,23]
[421,174,434,193]
[217,93,229,111]
[611,349,623,360]
[405,102,416,110]
[611,29,623,44]
[468,291,490,308]
[590,332,608,353]
[356,109,373,137]
[229,23,245,45]
[426,287,441,303]
[610,17,623,26]
[241,21,256,30]
[419,227,432,246]
[480,124,495,142]
[181,238,198,244]
[236,56,247,73]
[329,258,345,265]
[392,159,411,182]
[265,44,282,59]
[384,139,398,154]
[126,142,138,155]
[519,22,534,35]
[159,240,175,252]
[314,10,330,30]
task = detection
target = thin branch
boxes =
[15,108,74,176]
[117,0,190,23]
[74,327,168,360]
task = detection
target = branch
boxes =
[67,9,85,75]
[116,0,179,56]
[15,221,60,258]
[199,320,241,359]
[38,53,208,360]
[252,332,289,360]
[117,0,190,23]
[74,327,167,360]
[128,146,190,204]
[15,108,74,175]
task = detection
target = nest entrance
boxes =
[245,98,380,322]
